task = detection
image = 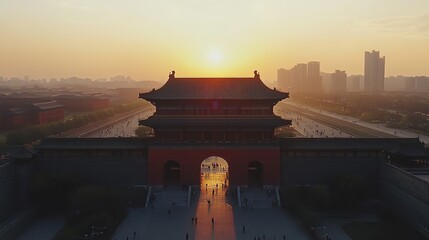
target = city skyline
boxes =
[1,0,429,80]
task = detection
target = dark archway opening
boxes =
[248,161,263,187]
[163,161,181,187]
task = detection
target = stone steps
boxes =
[240,188,279,208]
[152,189,188,207]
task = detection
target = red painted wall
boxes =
[148,146,281,186]
[38,108,64,124]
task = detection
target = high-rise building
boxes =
[307,61,322,93]
[350,75,361,91]
[278,61,322,93]
[415,76,429,93]
[331,70,347,94]
[404,77,416,92]
[291,63,307,92]
[364,50,385,92]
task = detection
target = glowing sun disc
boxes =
[207,50,223,64]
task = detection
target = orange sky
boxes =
[1,0,429,81]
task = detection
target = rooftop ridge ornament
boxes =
[254,70,260,79]
[169,70,175,79]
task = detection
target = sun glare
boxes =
[207,50,223,64]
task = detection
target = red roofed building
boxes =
[139,71,290,186]
[32,101,64,125]
[0,101,64,129]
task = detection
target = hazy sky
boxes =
[1,0,429,81]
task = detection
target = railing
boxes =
[237,186,242,207]
[187,186,192,208]
[275,186,282,208]
[145,186,152,209]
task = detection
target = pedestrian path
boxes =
[194,171,236,240]
[16,214,65,240]
[112,169,312,240]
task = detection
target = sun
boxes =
[207,50,223,64]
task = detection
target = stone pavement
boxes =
[194,171,235,240]
[112,170,312,240]
[16,214,65,240]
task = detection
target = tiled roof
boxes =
[139,115,291,128]
[139,76,288,100]
[32,101,63,110]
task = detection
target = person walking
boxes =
[186,232,189,240]
[211,217,215,225]
[242,225,246,233]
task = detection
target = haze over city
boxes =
[2,1,429,240]
[1,0,429,80]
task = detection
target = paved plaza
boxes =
[16,215,65,240]
[112,163,311,240]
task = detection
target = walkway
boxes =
[194,171,235,240]
[112,168,311,240]
[16,214,65,240]
[285,101,429,144]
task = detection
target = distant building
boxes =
[278,62,322,93]
[384,76,407,92]
[364,50,385,92]
[405,77,416,92]
[32,101,64,124]
[331,70,347,94]
[307,61,322,93]
[0,100,64,129]
[349,75,361,91]
[415,76,429,93]
[292,63,307,92]
[56,95,109,112]
[320,72,332,93]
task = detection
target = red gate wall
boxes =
[148,146,281,186]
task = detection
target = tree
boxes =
[134,126,154,138]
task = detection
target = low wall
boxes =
[36,155,148,186]
[380,163,429,235]
[0,162,15,222]
[0,208,35,240]
[281,154,380,187]
[380,163,429,206]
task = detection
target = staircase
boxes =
[152,188,188,207]
[240,187,280,208]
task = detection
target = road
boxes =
[59,106,155,138]
[275,108,352,138]
[278,102,397,138]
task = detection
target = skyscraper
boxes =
[350,75,361,91]
[307,61,322,93]
[292,63,307,92]
[278,61,322,93]
[364,50,385,92]
[331,70,347,94]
